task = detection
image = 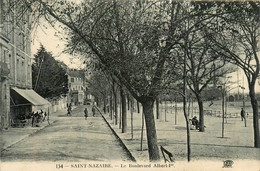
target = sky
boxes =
[31,20,84,69]
[226,69,260,94]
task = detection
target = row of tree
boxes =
[7,0,259,161]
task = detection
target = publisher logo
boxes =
[223,160,234,168]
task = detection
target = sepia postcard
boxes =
[1,0,259,170]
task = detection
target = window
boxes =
[8,54,11,72]
[17,59,19,81]
[17,32,25,51]
[21,61,25,81]
[71,78,74,82]
[27,64,31,84]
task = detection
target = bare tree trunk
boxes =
[164,100,167,122]
[221,89,225,138]
[119,95,122,129]
[103,96,107,114]
[110,91,113,120]
[196,93,205,132]
[156,98,160,119]
[131,98,134,139]
[183,102,191,162]
[175,97,177,125]
[121,87,127,133]
[141,98,160,161]
[249,82,260,148]
[114,89,118,125]
[191,97,193,117]
[140,112,144,151]
[127,94,130,110]
[137,101,140,114]
[184,35,191,162]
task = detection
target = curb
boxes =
[1,120,56,152]
[95,107,137,162]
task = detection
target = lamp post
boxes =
[175,96,177,125]
[218,85,225,138]
[239,85,246,127]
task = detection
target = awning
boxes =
[11,87,51,106]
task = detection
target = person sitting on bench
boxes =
[191,116,199,130]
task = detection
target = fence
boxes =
[172,107,253,119]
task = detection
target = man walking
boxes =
[31,111,35,127]
[240,108,245,121]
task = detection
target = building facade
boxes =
[0,1,49,129]
[67,70,86,105]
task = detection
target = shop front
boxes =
[10,87,51,127]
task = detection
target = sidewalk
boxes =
[102,107,260,162]
[0,108,67,152]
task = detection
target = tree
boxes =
[120,85,127,133]
[32,45,68,98]
[86,71,111,113]
[207,1,260,147]
[19,0,236,161]
[179,13,232,132]
[34,1,184,161]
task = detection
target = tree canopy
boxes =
[32,45,69,99]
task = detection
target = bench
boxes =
[160,146,174,163]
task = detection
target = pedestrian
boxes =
[92,106,95,117]
[67,105,71,116]
[240,108,245,121]
[40,109,44,121]
[43,112,47,121]
[84,108,88,120]
[31,111,35,127]
[35,111,41,124]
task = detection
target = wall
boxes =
[0,0,32,129]
[67,73,85,105]
[48,96,68,113]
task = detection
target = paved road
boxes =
[1,105,131,162]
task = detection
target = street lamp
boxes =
[217,85,225,138]
[239,85,246,127]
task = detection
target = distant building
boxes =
[0,1,50,129]
[67,70,86,105]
